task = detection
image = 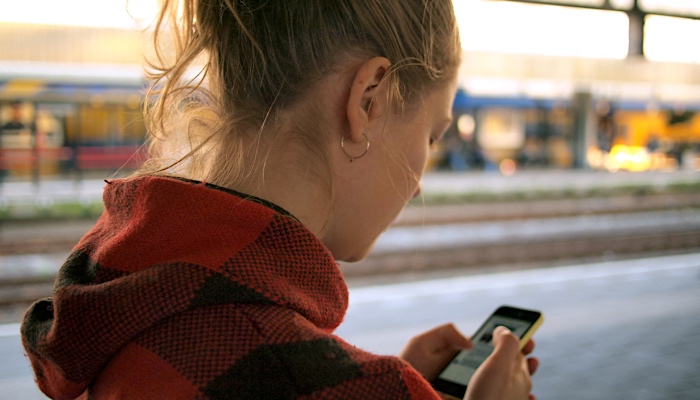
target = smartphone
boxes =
[432,305,544,400]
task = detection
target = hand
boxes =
[399,323,473,382]
[464,326,539,400]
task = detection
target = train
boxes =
[0,64,147,178]
[432,90,700,174]
[1,65,699,179]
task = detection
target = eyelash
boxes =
[429,137,438,149]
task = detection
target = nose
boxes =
[412,183,422,199]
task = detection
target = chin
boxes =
[342,253,367,263]
[337,242,376,263]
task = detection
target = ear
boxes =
[346,57,391,143]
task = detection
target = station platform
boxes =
[1,168,699,287]
[420,169,699,198]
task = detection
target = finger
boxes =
[522,338,535,355]
[527,357,539,376]
[491,326,520,361]
[438,323,473,351]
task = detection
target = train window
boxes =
[477,108,526,165]
[120,108,147,142]
[0,102,33,149]
[73,104,145,145]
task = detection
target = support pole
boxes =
[571,92,595,169]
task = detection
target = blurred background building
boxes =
[1,0,700,180]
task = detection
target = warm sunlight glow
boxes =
[3,0,700,65]
[453,0,629,59]
[0,0,159,29]
[640,0,700,17]
[645,15,700,63]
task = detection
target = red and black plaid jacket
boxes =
[21,176,440,399]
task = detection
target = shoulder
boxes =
[92,304,439,399]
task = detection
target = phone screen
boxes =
[432,306,542,399]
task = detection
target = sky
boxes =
[1,0,699,63]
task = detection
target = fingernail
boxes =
[495,326,511,335]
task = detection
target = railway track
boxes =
[342,226,700,278]
[1,192,699,323]
[0,276,53,307]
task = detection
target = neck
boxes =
[202,72,351,254]
[208,127,334,244]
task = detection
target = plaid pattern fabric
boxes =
[21,176,439,400]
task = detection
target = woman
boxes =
[21,1,538,398]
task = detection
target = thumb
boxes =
[490,326,520,361]
[466,327,531,400]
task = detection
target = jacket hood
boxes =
[21,176,348,399]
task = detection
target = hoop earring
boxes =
[341,133,370,162]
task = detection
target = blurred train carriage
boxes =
[433,92,575,173]
[603,105,700,172]
[432,89,700,174]
[0,64,147,179]
[2,65,699,180]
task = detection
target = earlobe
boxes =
[346,57,391,143]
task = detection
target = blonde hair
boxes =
[140,0,461,187]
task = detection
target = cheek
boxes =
[391,143,429,201]
[406,141,430,177]
[383,125,431,201]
